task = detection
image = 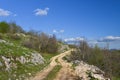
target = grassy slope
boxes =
[0,34,59,80]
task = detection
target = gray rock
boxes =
[31,53,44,65]
[0,61,3,66]
[19,56,26,64]
[16,53,44,65]
[2,56,11,71]
[0,39,6,43]
[75,61,110,80]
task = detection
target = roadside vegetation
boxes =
[67,41,120,80]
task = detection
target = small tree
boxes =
[39,32,49,52]
[9,22,24,33]
[46,34,58,53]
[79,40,89,61]
[0,21,10,33]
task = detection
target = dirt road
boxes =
[54,50,77,80]
[30,49,76,80]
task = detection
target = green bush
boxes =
[22,32,58,54]
[0,22,10,33]
[0,33,3,39]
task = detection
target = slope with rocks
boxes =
[0,35,45,80]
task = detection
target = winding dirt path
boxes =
[30,49,76,80]
[54,50,77,80]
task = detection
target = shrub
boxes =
[23,32,58,54]
[46,36,58,53]
[22,40,35,49]
[0,33,3,39]
[9,22,25,33]
[0,21,10,33]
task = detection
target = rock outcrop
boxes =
[0,39,44,72]
[75,61,110,80]
[1,53,44,71]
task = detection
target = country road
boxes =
[29,49,77,80]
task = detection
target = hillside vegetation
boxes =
[0,21,119,80]
[0,21,66,80]
[66,41,120,80]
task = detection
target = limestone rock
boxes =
[31,53,44,65]
[0,39,6,43]
[75,61,110,80]
[0,61,3,66]
[2,56,11,71]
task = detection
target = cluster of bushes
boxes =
[0,21,24,34]
[69,41,120,79]
[22,31,58,53]
[0,21,58,54]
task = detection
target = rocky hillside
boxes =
[0,34,45,80]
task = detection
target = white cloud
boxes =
[34,7,49,16]
[0,8,11,16]
[0,8,17,17]
[63,36,120,49]
[98,36,120,42]
[53,29,64,33]
[88,40,98,44]
[53,29,58,33]
[64,37,84,42]
[105,36,120,40]
[60,30,64,33]
[64,36,120,43]
[64,38,75,42]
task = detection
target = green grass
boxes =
[0,40,60,80]
[0,52,58,80]
[0,38,44,80]
[44,65,62,80]
[0,43,58,80]
[42,53,58,63]
[0,42,33,57]
[55,58,59,63]
[0,63,47,80]
[0,33,61,80]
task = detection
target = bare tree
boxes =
[79,40,89,61]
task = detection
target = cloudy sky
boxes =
[0,0,120,49]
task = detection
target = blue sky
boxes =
[0,0,120,49]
